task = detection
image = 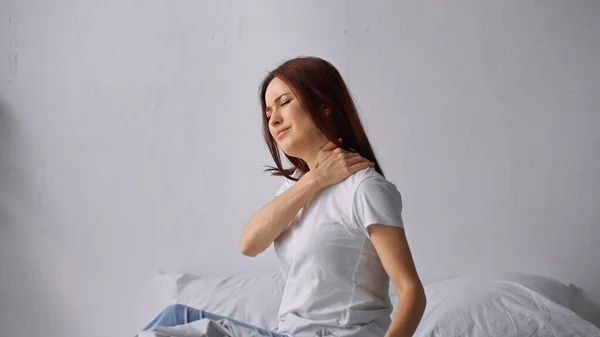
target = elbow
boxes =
[412,280,426,302]
[238,242,253,257]
[395,280,427,314]
[240,246,258,257]
[238,238,258,257]
[416,282,427,315]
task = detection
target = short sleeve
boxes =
[274,178,291,197]
[274,169,301,197]
[351,176,404,238]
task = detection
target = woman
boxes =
[139,57,426,337]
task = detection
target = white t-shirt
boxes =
[270,167,405,337]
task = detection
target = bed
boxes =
[147,270,600,337]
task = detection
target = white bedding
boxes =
[155,271,284,331]
[413,276,600,337]
[153,272,600,337]
[139,318,268,337]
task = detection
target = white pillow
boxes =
[155,271,284,331]
[409,274,600,337]
[486,271,574,309]
[389,271,574,312]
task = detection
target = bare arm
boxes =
[239,171,321,257]
[368,225,426,337]
[239,140,374,257]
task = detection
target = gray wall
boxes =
[1,1,598,336]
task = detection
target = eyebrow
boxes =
[265,93,291,114]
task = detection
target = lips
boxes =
[276,127,290,138]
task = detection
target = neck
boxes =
[299,138,329,171]
[304,154,317,171]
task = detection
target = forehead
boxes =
[265,77,292,103]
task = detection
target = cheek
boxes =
[289,110,310,129]
[284,107,320,140]
[296,116,320,137]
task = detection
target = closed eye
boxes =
[266,99,292,120]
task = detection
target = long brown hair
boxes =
[259,56,384,181]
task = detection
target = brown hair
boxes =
[259,56,384,181]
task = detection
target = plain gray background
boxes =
[1,1,599,336]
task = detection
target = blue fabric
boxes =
[137,304,287,337]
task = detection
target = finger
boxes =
[350,161,375,173]
[344,154,367,166]
[343,152,371,163]
[319,141,338,152]
[338,144,356,153]
[342,152,362,160]
[344,152,366,165]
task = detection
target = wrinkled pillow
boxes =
[155,271,284,331]
[410,274,599,337]
[389,271,574,312]
[487,271,574,309]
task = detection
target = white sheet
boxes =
[155,271,284,331]
[138,318,268,337]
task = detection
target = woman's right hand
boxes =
[307,140,375,190]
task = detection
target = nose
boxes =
[269,109,282,127]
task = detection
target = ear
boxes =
[323,106,333,116]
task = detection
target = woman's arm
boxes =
[240,140,374,257]
[239,171,322,257]
[386,282,426,337]
[368,225,426,337]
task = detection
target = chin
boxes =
[278,141,300,158]
[279,146,295,158]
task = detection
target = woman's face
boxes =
[264,77,327,158]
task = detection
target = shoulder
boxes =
[328,167,402,204]
[346,167,403,210]
[345,167,397,192]
[346,168,405,234]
